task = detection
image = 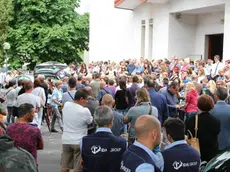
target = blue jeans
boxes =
[116,109,129,134]
[184,112,198,122]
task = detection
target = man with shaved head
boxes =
[101,94,124,136]
[121,115,163,172]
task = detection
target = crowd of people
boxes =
[1,55,230,172]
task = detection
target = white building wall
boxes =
[132,3,170,60]
[132,3,153,59]
[151,4,170,59]
[170,0,226,13]
[195,11,225,60]
[223,2,230,62]
[168,14,197,59]
[89,0,133,62]
[89,0,230,62]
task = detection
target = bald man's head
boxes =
[101,94,114,107]
[100,81,106,89]
[85,86,93,96]
[135,115,161,147]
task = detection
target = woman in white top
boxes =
[32,78,46,129]
[5,80,16,123]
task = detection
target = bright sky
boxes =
[77,0,90,14]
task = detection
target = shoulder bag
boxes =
[67,92,74,100]
[148,103,152,115]
[187,114,200,154]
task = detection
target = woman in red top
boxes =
[184,82,199,122]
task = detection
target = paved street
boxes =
[38,124,62,172]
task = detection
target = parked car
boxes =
[202,147,230,172]
[34,61,68,79]
[15,74,34,83]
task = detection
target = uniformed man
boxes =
[121,115,163,172]
[162,118,200,172]
[81,105,127,172]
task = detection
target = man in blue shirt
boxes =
[97,81,113,104]
[127,61,136,75]
[162,118,200,172]
[133,63,144,74]
[145,79,169,124]
[159,82,181,117]
[121,115,164,172]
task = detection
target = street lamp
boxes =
[3,42,10,72]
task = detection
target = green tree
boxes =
[8,0,89,69]
[0,0,13,65]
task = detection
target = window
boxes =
[149,18,153,60]
[141,20,146,58]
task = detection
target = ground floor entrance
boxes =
[206,34,224,61]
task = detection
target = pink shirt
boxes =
[185,90,199,113]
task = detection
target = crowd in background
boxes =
[1,55,230,171]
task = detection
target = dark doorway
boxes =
[207,34,224,61]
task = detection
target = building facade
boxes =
[89,0,230,62]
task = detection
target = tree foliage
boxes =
[7,0,89,69]
[0,0,13,64]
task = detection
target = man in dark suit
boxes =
[145,79,169,124]
[211,87,230,151]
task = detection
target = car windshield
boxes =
[34,61,68,78]
[204,150,230,171]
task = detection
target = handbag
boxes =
[187,114,200,154]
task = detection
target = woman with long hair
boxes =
[32,78,46,129]
[79,63,88,76]
[184,82,198,122]
[197,68,206,84]
[181,57,190,72]
[115,79,132,114]
[207,80,217,95]
[124,88,158,145]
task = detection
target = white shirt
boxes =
[17,93,41,125]
[5,75,13,83]
[32,87,46,107]
[205,64,213,75]
[211,62,224,75]
[93,66,100,73]
[62,102,93,144]
[5,88,16,107]
[17,93,41,108]
[0,72,6,84]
